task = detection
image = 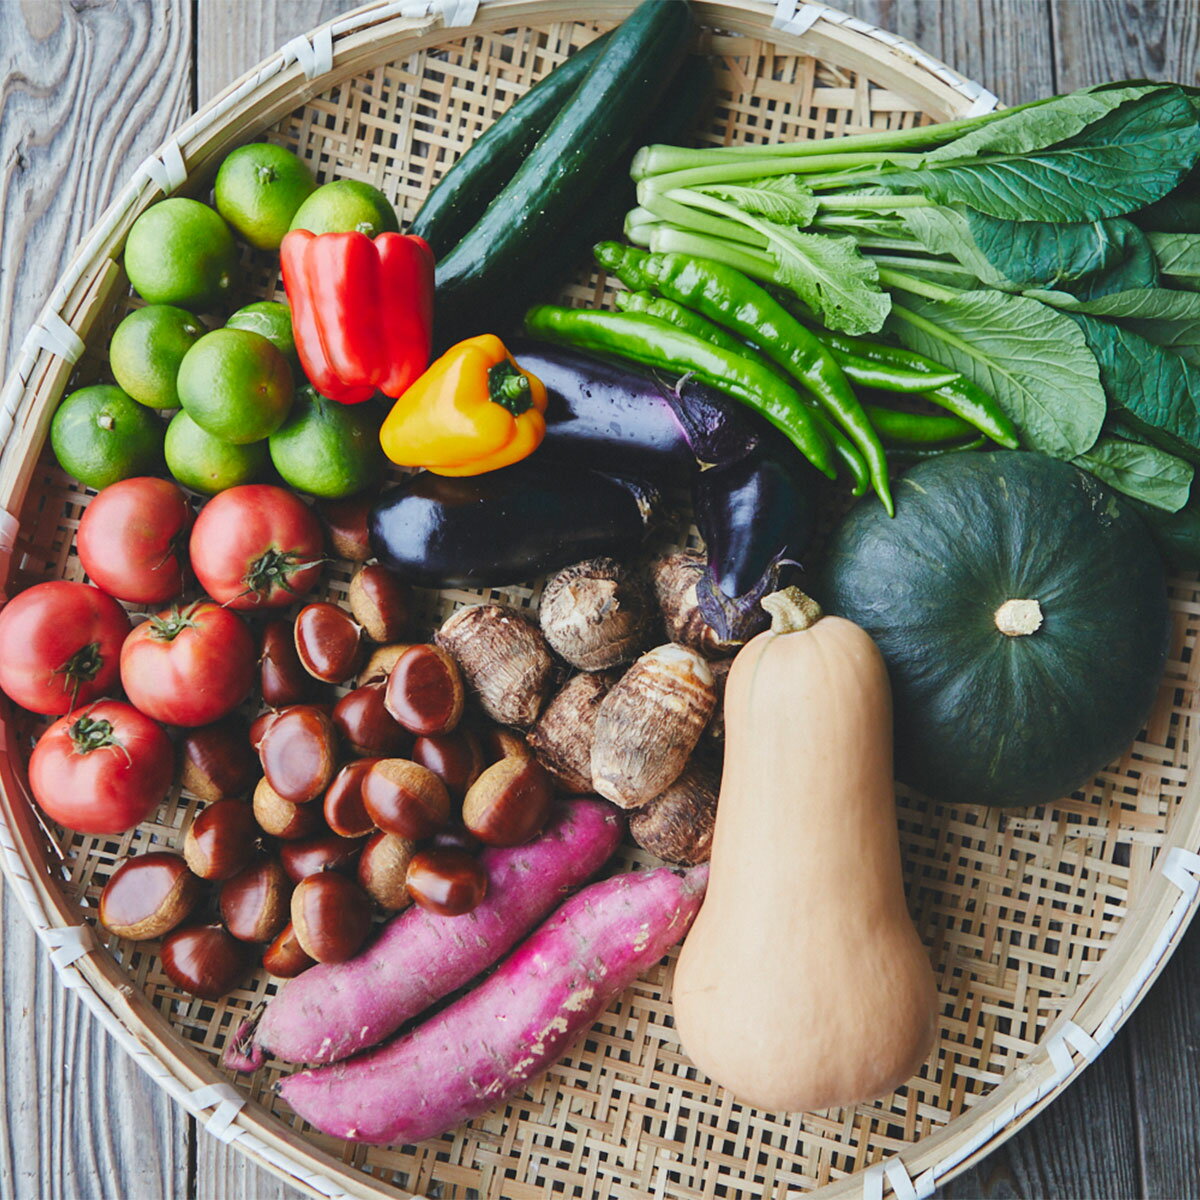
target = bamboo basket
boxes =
[1,2,1197,1197]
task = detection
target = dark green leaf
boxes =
[1149,232,1200,290]
[1133,165,1200,231]
[767,228,891,335]
[1072,437,1193,511]
[890,290,1105,458]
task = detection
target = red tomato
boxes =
[29,700,173,833]
[0,582,131,715]
[77,477,193,605]
[189,484,324,610]
[121,601,256,727]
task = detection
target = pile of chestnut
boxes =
[97,560,556,1002]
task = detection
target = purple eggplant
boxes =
[368,461,657,588]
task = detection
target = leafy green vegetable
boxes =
[1149,232,1200,290]
[890,290,1105,458]
[885,87,1200,223]
[1072,436,1193,511]
[1071,313,1200,462]
[1131,494,1200,569]
[1134,166,1200,231]
[700,176,818,224]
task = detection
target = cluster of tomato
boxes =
[0,478,321,833]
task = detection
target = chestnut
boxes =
[315,495,372,562]
[360,643,412,686]
[405,848,488,916]
[260,618,314,708]
[478,725,532,764]
[323,759,379,838]
[430,826,481,855]
[219,857,292,943]
[291,873,373,963]
[259,705,338,804]
[348,564,410,643]
[253,776,324,840]
[357,832,415,911]
[294,602,364,685]
[249,709,279,752]
[262,922,315,978]
[161,923,253,1000]
[384,644,464,736]
[99,852,201,941]
[180,716,257,802]
[411,730,486,800]
[280,833,365,883]
[183,799,260,880]
[462,755,554,847]
[361,759,450,839]
[332,685,411,758]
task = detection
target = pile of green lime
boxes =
[52,142,395,497]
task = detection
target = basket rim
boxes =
[0,3,1196,1199]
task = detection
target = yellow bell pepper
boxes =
[379,335,548,476]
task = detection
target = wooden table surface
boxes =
[2,1,1198,1197]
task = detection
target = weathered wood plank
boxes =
[0,0,195,1196]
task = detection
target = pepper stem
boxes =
[488,360,533,415]
[995,598,1043,637]
[762,587,823,633]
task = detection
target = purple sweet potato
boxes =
[235,799,623,1069]
[280,862,708,1144]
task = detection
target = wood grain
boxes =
[0,0,195,1196]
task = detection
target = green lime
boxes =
[269,387,386,498]
[226,301,296,362]
[165,410,268,494]
[109,305,204,409]
[177,328,294,444]
[214,143,317,250]
[288,179,399,237]
[51,384,164,489]
[125,198,238,310]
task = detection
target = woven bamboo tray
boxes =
[1,2,1198,1197]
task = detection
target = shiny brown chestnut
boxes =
[219,858,292,943]
[315,495,372,562]
[462,755,555,847]
[291,873,373,963]
[405,848,488,916]
[294,602,364,685]
[411,730,486,801]
[348,564,410,643]
[323,759,379,838]
[429,826,481,854]
[360,643,413,686]
[183,799,260,880]
[98,852,201,941]
[249,710,279,752]
[259,705,338,804]
[260,618,314,708]
[253,776,324,840]
[357,832,415,911]
[477,725,532,764]
[333,685,412,758]
[384,644,464,736]
[261,922,316,978]
[361,759,450,839]
[180,716,257,802]
[161,923,253,1000]
[280,833,366,883]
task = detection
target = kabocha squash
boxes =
[821,451,1170,808]
[672,589,937,1112]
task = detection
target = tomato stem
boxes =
[148,602,202,641]
[68,714,119,754]
[237,549,326,604]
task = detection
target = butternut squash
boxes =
[671,588,937,1112]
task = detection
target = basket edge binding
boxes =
[0,4,1195,1200]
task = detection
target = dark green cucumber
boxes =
[435,0,693,331]
[410,31,611,257]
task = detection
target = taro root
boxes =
[526,671,613,794]
[590,643,715,809]
[436,604,553,728]
[357,831,416,911]
[628,761,719,865]
[538,557,650,671]
[180,717,257,802]
[99,852,201,941]
[652,551,736,658]
[348,564,410,643]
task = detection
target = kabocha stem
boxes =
[762,587,823,633]
[994,598,1044,637]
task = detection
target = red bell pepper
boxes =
[280,229,434,404]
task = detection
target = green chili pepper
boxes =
[828,348,960,393]
[864,404,976,446]
[920,378,1019,448]
[523,304,838,480]
[595,242,893,516]
[614,291,749,358]
[887,435,987,463]
[812,330,957,378]
[816,412,870,495]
